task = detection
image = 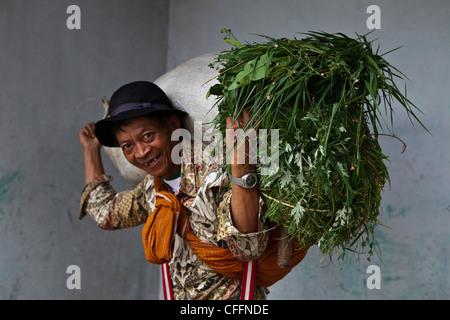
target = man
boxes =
[78,81,268,299]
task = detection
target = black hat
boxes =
[95,81,185,147]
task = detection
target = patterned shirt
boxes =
[79,145,269,300]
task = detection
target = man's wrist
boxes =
[229,167,258,189]
[231,164,255,178]
[83,148,105,184]
[83,147,101,158]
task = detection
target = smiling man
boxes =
[78,81,268,299]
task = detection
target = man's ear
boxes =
[167,113,182,132]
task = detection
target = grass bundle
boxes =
[208,29,427,262]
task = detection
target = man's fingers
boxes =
[227,109,260,130]
[226,116,233,129]
[242,109,251,123]
[90,123,97,136]
[80,123,96,139]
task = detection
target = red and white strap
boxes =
[161,260,257,300]
[161,263,175,300]
[240,260,256,300]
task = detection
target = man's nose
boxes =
[135,142,149,159]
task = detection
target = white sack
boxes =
[102,53,220,187]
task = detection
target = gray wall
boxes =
[167,0,449,299]
[0,0,168,299]
[1,0,449,300]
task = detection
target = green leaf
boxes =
[223,37,244,48]
[228,59,256,90]
[206,83,223,98]
[250,52,270,81]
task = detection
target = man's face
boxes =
[115,114,181,179]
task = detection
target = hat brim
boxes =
[95,107,186,147]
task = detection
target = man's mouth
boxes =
[143,154,160,168]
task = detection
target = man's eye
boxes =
[143,133,153,139]
[122,144,132,151]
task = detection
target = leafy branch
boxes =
[208,30,428,262]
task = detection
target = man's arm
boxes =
[227,110,260,234]
[79,122,105,184]
[229,164,260,234]
[78,122,148,229]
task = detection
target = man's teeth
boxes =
[145,157,158,166]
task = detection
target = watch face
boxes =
[244,173,257,188]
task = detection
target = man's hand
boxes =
[78,122,101,152]
[226,109,259,173]
[79,122,105,185]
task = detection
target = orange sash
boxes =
[142,176,307,288]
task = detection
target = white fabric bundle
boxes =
[102,53,219,187]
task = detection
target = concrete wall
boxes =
[1,0,449,300]
[0,0,168,299]
[167,0,449,299]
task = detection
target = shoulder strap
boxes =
[161,263,175,300]
[240,260,256,300]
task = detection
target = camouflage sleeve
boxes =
[79,174,153,230]
[216,190,268,261]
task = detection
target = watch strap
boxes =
[229,174,244,187]
[229,172,257,188]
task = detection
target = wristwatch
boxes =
[229,172,258,188]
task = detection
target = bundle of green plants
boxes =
[207,29,427,261]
